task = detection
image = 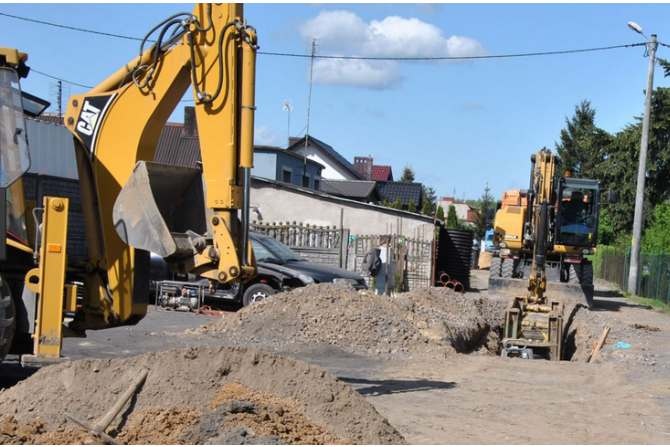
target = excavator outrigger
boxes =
[0,3,258,364]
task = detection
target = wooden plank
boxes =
[588,326,611,363]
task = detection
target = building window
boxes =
[314,179,320,190]
[302,175,310,187]
[281,169,291,183]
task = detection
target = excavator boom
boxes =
[58,3,257,329]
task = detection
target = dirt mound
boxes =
[0,347,403,445]
[199,284,505,356]
[393,287,506,353]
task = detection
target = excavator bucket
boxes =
[113,161,207,258]
[489,276,593,309]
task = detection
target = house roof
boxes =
[320,179,379,200]
[371,165,393,181]
[252,176,434,223]
[152,126,325,172]
[31,113,64,125]
[154,123,201,168]
[286,134,362,180]
[376,181,423,206]
[254,145,325,170]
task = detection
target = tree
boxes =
[407,200,417,213]
[446,205,459,229]
[555,100,611,179]
[421,185,437,216]
[400,165,415,183]
[473,183,495,239]
[598,88,670,236]
[436,205,445,222]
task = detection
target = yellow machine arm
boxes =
[63,4,257,328]
[525,148,557,303]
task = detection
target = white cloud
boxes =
[300,10,485,89]
[299,10,367,52]
[446,35,486,58]
[312,58,400,90]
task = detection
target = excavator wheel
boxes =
[501,258,515,278]
[0,275,16,362]
[489,255,502,278]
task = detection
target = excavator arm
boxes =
[63,4,257,328]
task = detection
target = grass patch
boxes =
[623,293,670,315]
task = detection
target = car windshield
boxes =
[253,235,304,263]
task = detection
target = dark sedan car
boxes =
[151,232,366,307]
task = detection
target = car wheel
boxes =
[242,283,275,307]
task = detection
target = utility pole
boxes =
[304,39,316,142]
[302,39,317,184]
[627,32,658,295]
[56,80,62,117]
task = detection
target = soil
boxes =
[353,275,670,444]
[0,347,403,445]
[3,272,670,444]
[198,283,506,357]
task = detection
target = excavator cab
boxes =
[555,178,600,247]
[1,48,50,258]
[0,62,30,189]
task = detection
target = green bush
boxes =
[642,202,670,254]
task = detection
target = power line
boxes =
[0,10,649,61]
[259,43,647,61]
[30,68,93,89]
[0,11,144,41]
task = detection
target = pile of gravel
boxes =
[200,284,506,357]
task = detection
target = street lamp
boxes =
[627,22,658,295]
[627,21,645,37]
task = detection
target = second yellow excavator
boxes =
[491,148,601,360]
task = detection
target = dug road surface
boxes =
[3,270,670,444]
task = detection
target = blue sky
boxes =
[3,3,670,200]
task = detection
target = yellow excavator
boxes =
[0,3,257,365]
[492,148,600,360]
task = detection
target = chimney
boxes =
[183,106,196,138]
[353,156,373,180]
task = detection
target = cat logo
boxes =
[74,93,116,153]
[76,100,101,136]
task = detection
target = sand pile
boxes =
[199,284,506,356]
[0,347,403,445]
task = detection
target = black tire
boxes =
[501,258,514,278]
[0,276,16,361]
[489,255,502,278]
[242,283,275,307]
